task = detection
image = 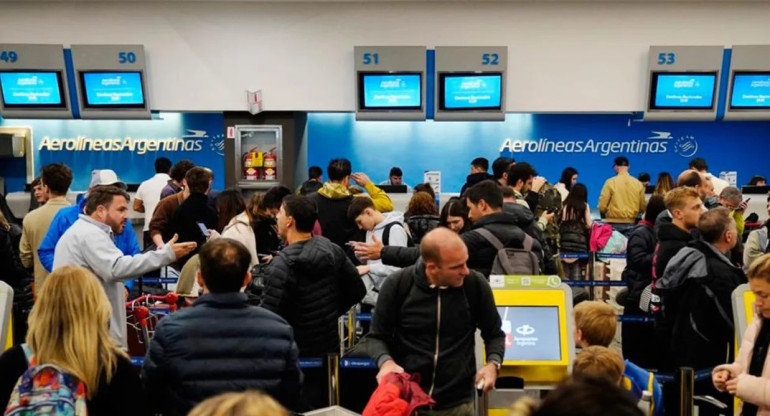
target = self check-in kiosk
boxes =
[479,275,575,416]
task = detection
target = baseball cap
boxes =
[90,169,127,189]
[614,156,629,167]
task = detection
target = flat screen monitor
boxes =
[379,185,408,194]
[730,72,770,109]
[79,71,146,108]
[498,306,562,362]
[358,72,422,110]
[649,72,717,110]
[439,73,502,110]
[0,71,66,108]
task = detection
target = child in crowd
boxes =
[573,301,663,416]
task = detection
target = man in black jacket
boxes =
[653,186,702,279]
[262,195,366,409]
[657,208,745,413]
[167,167,218,266]
[142,238,302,416]
[368,228,505,415]
[354,180,534,277]
[459,157,494,196]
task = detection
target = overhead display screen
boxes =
[650,72,717,110]
[498,306,562,362]
[358,73,421,110]
[730,72,770,109]
[440,73,502,110]
[0,71,65,107]
[80,71,145,107]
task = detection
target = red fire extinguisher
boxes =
[243,147,264,181]
[264,148,277,181]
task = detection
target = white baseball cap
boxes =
[90,169,127,189]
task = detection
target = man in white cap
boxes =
[38,169,142,287]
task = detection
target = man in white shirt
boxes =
[134,157,172,248]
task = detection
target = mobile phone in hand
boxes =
[197,222,210,238]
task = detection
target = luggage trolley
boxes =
[125,293,179,358]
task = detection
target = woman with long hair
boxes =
[555,167,578,202]
[654,172,675,196]
[215,189,258,268]
[559,184,592,280]
[439,197,471,234]
[0,266,148,415]
[404,192,440,245]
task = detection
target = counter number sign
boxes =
[118,51,137,64]
[0,50,18,63]
[657,52,676,65]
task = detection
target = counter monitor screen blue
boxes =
[0,71,65,108]
[80,71,146,108]
[498,306,562,362]
[358,73,422,110]
[650,72,717,110]
[730,72,770,109]
[440,73,502,110]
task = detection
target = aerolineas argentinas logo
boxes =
[38,129,218,155]
[499,130,698,158]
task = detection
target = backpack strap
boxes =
[21,343,35,367]
[522,234,534,251]
[382,222,403,247]
[474,228,504,251]
[701,284,734,331]
[462,273,480,327]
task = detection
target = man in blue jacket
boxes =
[37,169,141,291]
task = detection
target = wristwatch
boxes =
[488,360,501,372]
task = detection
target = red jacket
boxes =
[363,373,436,416]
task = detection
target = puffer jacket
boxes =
[622,220,656,302]
[381,212,533,277]
[404,214,439,245]
[141,292,302,415]
[262,235,366,356]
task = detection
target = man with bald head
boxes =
[677,170,711,201]
[367,228,505,415]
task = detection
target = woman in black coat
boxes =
[621,195,666,369]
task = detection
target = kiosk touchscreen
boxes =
[480,276,574,416]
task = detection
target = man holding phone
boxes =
[167,167,218,266]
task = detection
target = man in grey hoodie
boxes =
[348,196,410,306]
[53,186,197,348]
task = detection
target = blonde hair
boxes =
[26,266,125,398]
[573,301,617,347]
[749,254,770,283]
[573,346,625,384]
[187,391,288,416]
[664,186,700,211]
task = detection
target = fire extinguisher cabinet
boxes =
[233,125,283,190]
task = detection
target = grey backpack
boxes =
[475,228,540,275]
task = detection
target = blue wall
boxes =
[307,113,770,202]
[0,112,225,192]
